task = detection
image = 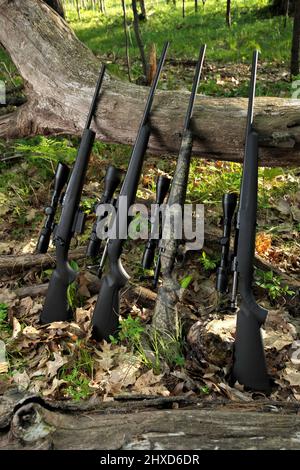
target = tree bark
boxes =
[1,391,300,450]
[138,0,147,20]
[291,0,300,76]
[0,248,86,275]
[0,0,299,166]
[226,0,231,27]
[131,0,148,78]
[121,0,132,82]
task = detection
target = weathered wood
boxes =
[0,0,299,166]
[13,279,157,304]
[0,247,86,275]
[1,392,300,450]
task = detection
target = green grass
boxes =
[66,1,292,70]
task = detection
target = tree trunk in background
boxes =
[226,0,231,27]
[284,0,290,27]
[271,0,294,15]
[132,0,148,79]
[0,0,299,167]
[182,0,185,18]
[146,43,157,85]
[291,0,300,76]
[195,0,198,13]
[139,0,147,20]
[99,0,106,14]
[44,0,65,18]
[121,0,132,82]
[75,0,81,20]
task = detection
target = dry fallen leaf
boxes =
[255,232,272,255]
[22,326,41,340]
[43,378,66,397]
[13,370,30,391]
[0,242,13,255]
[283,368,300,387]
[132,369,169,396]
[12,317,21,339]
[46,352,68,379]
[263,329,294,351]
[0,288,17,306]
[275,199,290,215]
[0,361,8,374]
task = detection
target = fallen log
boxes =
[0,0,299,166]
[0,247,86,275]
[1,391,300,450]
[14,279,157,304]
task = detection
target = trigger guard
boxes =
[117,258,130,281]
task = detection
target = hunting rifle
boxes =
[216,51,271,393]
[91,42,169,341]
[40,65,106,324]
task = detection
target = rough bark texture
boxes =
[0,0,299,166]
[0,247,86,275]
[132,0,147,78]
[1,391,300,450]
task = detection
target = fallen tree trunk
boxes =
[0,0,299,166]
[0,247,86,275]
[1,391,300,450]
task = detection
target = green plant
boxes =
[62,368,91,400]
[117,315,151,366]
[115,314,185,371]
[149,318,185,372]
[59,341,94,400]
[200,251,218,271]
[200,385,210,395]
[0,303,10,333]
[67,260,80,309]
[255,269,295,300]
[180,275,193,289]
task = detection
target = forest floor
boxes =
[0,1,300,411]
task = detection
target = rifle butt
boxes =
[232,301,271,393]
[40,268,76,324]
[92,273,121,341]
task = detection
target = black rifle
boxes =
[216,51,271,393]
[92,42,169,341]
[40,65,106,324]
[86,165,122,259]
[153,44,206,289]
[142,175,171,270]
[36,162,70,253]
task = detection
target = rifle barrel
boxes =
[245,50,258,140]
[184,44,206,131]
[85,64,106,129]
